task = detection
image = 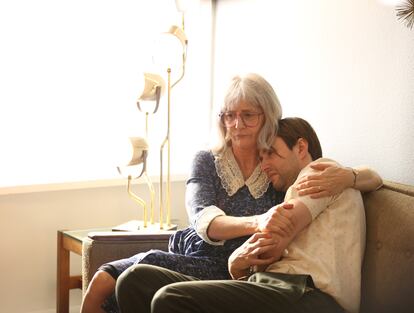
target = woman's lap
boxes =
[99,249,230,313]
[99,249,230,280]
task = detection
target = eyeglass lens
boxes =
[221,111,262,127]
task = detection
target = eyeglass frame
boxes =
[219,110,264,128]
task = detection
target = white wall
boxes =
[0,180,187,313]
[213,0,414,185]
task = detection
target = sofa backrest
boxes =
[361,181,414,313]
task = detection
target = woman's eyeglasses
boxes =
[219,111,263,128]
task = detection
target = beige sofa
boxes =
[360,181,413,313]
[82,180,414,313]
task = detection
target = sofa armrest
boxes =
[361,180,414,313]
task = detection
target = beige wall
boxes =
[0,180,187,313]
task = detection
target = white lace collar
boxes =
[214,148,270,199]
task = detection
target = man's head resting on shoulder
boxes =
[260,117,322,192]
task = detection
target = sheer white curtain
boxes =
[0,0,212,188]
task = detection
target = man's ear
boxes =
[296,138,309,159]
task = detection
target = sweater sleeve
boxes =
[194,205,226,245]
[185,151,225,244]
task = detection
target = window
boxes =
[0,0,213,188]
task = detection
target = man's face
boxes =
[260,137,301,192]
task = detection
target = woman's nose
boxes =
[234,115,245,128]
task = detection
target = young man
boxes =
[229,117,368,313]
[115,117,380,313]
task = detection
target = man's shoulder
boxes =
[286,158,342,220]
[298,157,340,177]
[312,157,339,166]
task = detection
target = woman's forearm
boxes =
[207,215,258,241]
[296,162,383,198]
[207,203,296,241]
[353,166,383,192]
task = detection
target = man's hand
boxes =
[228,232,279,280]
[255,202,295,237]
[258,232,283,264]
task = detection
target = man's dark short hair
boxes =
[277,117,322,161]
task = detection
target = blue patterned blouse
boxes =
[167,150,285,277]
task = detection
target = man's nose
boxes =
[260,158,268,171]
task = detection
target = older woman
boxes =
[177,72,382,266]
[81,73,381,313]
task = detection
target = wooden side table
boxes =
[57,229,102,313]
[56,228,174,313]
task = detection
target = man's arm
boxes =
[255,199,312,270]
[228,232,280,280]
[229,199,312,279]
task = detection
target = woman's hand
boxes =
[228,232,279,280]
[295,162,354,199]
[255,203,295,237]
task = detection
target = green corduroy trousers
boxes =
[115,264,344,313]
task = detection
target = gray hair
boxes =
[211,73,282,155]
